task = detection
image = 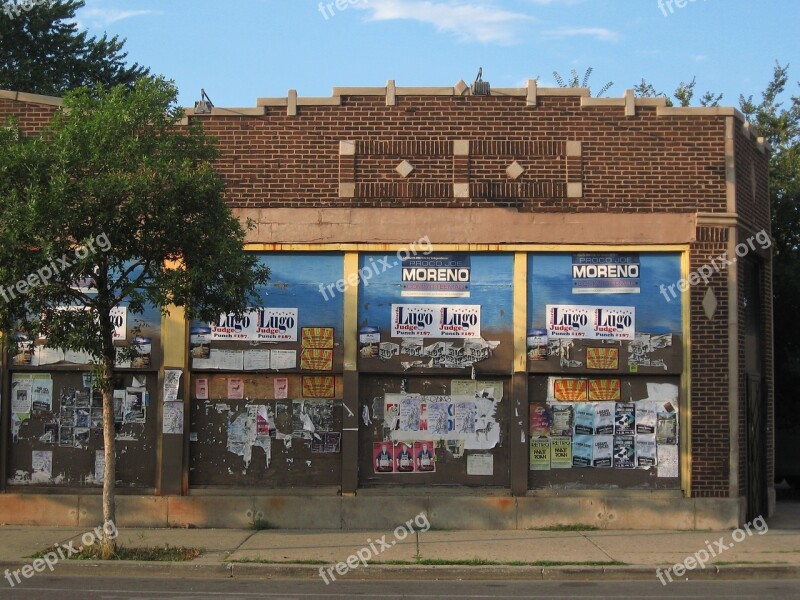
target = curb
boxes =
[3,561,800,582]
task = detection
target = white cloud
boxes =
[543,26,619,42]
[355,0,535,44]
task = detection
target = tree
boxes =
[633,77,722,107]
[739,62,800,429]
[552,67,613,98]
[0,77,270,556]
[0,0,147,96]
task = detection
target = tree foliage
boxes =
[0,0,148,95]
[0,77,269,552]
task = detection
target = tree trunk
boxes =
[99,351,117,559]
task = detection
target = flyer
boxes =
[635,434,657,467]
[635,401,657,434]
[529,437,551,470]
[615,402,636,435]
[574,403,594,435]
[550,436,572,469]
[592,435,613,468]
[572,434,593,467]
[551,404,575,436]
[593,403,614,435]
[613,435,635,468]
[529,403,552,437]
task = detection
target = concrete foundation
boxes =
[0,492,746,531]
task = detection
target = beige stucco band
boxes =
[236,208,697,246]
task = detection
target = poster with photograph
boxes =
[31,379,53,415]
[551,404,575,436]
[394,441,414,472]
[414,441,436,472]
[373,441,394,473]
[529,403,552,437]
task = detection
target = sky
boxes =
[73,0,800,109]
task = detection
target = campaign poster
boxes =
[373,441,395,473]
[572,253,640,295]
[401,254,471,298]
[394,441,414,473]
[414,441,436,472]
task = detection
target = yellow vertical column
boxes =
[510,252,529,496]
[157,304,188,496]
[341,252,360,494]
[680,249,693,498]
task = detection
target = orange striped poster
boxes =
[300,348,333,371]
[302,376,335,398]
[588,379,621,401]
[586,347,619,370]
[553,379,588,402]
[301,327,334,349]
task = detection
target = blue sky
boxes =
[74,0,800,109]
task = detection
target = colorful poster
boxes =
[572,252,640,294]
[592,435,613,468]
[414,441,436,472]
[391,304,481,338]
[589,379,620,401]
[529,437,551,470]
[302,376,335,398]
[529,403,552,437]
[301,327,334,349]
[401,254,471,298]
[572,434,593,467]
[300,348,333,371]
[189,326,211,360]
[550,436,572,469]
[586,347,620,370]
[613,435,635,468]
[553,378,588,402]
[374,441,394,473]
[394,441,414,472]
[593,403,614,435]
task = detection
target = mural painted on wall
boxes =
[359,253,513,374]
[527,253,683,375]
[190,253,344,373]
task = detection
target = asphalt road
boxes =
[1,577,799,599]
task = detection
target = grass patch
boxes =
[715,560,788,566]
[30,544,203,561]
[532,524,599,532]
[230,556,625,567]
[250,517,276,530]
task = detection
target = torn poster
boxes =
[657,444,679,478]
[94,450,105,483]
[292,399,333,441]
[163,369,182,403]
[227,411,256,471]
[31,379,53,415]
[162,402,184,434]
[31,450,52,483]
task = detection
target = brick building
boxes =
[0,81,772,529]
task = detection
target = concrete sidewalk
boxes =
[0,501,799,582]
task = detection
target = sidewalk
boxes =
[1,501,798,582]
